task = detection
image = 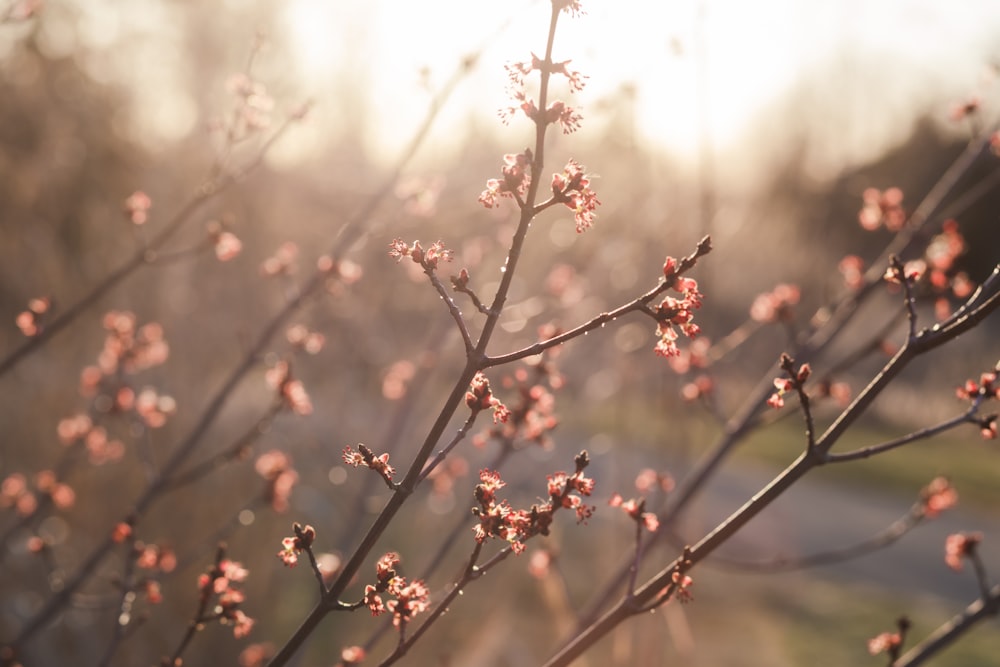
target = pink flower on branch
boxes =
[750,283,800,323]
[388,238,453,270]
[472,452,595,555]
[479,149,533,209]
[609,494,659,532]
[766,357,810,411]
[255,450,298,513]
[505,53,588,93]
[123,191,151,225]
[919,476,958,518]
[201,218,243,263]
[554,0,586,17]
[465,372,511,424]
[944,532,982,572]
[650,239,712,361]
[858,186,906,231]
[356,552,429,629]
[551,159,600,232]
[277,523,315,568]
[265,360,313,415]
[342,444,396,486]
[260,241,299,277]
[195,550,254,639]
[867,631,903,657]
[867,617,911,659]
[15,297,50,337]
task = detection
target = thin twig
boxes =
[893,585,1000,667]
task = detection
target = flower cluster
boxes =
[264,360,313,415]
[224,72,275,138]
[551,159,601,232]
[505,53,588,93]
[867,617,910,659]
[918,476,958,518]
[50,312,173,468]
[554,0,586,17]
[0,470,75,517]
[496,12,587,135]
[239,643,276,667]
[207,220,242,262]
[472,452,594,555]
[955,365,999,439]
[633,468,675,495]
[316,254,363,286]
[15,296,50,337]
[671,570,695,604]
[286,324,325,355]
[883,220,974,321]
[388,238,454,270]
[944,531,983,572]
[260,241,299,277]
[473,354,562,449]
[88,311,169,378]
[498,86,583,135]
[858,186,906,231]
[838,255,865,291]
[361,552,430,629]
[57,413,125,465]
[749,283,800,323]
[478,150,532,209]
[134,387,177,428]
[342,443,395,485]
[767,362,810,410]
[197,555,254,639]
[465,372,511,424]
[133,540,177,605]
[653,256,704,359]
[338,646,367,666]
[255,450,299,513]
[123,191,152,225]
[867,630,903,657]
[609,494,658,532]
[277,522,315,568]
[924,221,974,320]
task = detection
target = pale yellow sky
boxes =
[12,0,996,174]
[278,0,999,170]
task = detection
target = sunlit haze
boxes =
[281,0,1000,170]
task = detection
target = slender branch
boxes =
[424,266,475,354]
[162,544,227,667]
[893,585,1000,667]
[485,235,712,367]
[826,402,983,463]
[418,411,479,483]
[695,505,925,573]
[626,514,644,597]
[300,545,328,599]
[160,402,284,493]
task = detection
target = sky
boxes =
[274,0,999,172]
[11,0,999,174]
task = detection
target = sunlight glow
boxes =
[280,0,1000,166]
